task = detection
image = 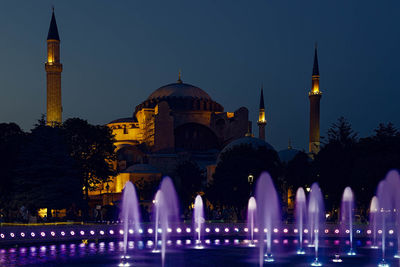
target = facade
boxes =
[45,10,63,126]
[106,76,250,195]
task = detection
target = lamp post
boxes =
[248,174,254,196]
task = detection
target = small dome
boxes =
[148,82,212,100]
[123,164,160,174]
[220,136,275,156]
[278,148,301,163]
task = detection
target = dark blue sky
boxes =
[0,1,399,151]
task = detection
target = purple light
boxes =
[283,228,288,233]
[109,230,114,235]
[61,231,65,236]
[224,228,229,233]
[40,232,45,237]
[324,229,329,234]
[334,229,339,234]
[214,228,220,233]
[100,230,104,235]
[10,233,15,238]
[30,232,35,237]
[120,230,124,235]
[0,234,4,239]
[345,229,350,234]
[20,232,25,237]
[205,228,210,233]
[366,230,372,234]
[304,229,309,234]
[378,229,383,234]
[294,229,298,233]
[70,231,75,236]
[273,228,278,233]
[234,228,239,232]
[128,229,134,234]
[90,230,95,235]
[51,231,55,236]
[80,231,85,235]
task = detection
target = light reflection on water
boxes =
[0,238,388,266]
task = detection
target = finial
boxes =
[52,5,55,13]
[178,69,182,83]
[288,138,292,150]
[314,41,318,50]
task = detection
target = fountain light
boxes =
[51,231,55,236]
[297,249,306,255]
[20,232,25,237]
[99,231,104,235]
[356,230,361,234]
[186,239,191,245]
[215,228,220,233]
[347,248,356,255]
[311,258,323,266]
[186,228,191,233]
[304,229,309,234]
[157,228,162,233]
[324,229,329,234]
[147,228,153,234]
[176,228,182,233]
[205,228,210,233]
[176,240,182,245]
[244,227,249,232]
[389,229,394,235]
[138,229,143,234]
[378,260,389,267]
[367,230,372,235]
[167,228,172,233]
[294,229,298,233]
[273,228,278,233]
[224,228,229,233]
[205,239,211,244]
[254,228,258,233]
[378,230,383,234]
[234,228,239,232]
[109,230,114,235]
[224,239,229,243]
[332,254,342,263]
[264,253,274,262]
[0,234,5,239]
[334,229,339,234]
[264,228,267,233]
[80,231,85,235]
[40,232,45,237]
[345,229,350,234]
[283,228,288,233]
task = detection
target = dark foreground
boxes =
[0,238,399,266]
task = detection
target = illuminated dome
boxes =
[134,79,223,114]
[148,82,212,100]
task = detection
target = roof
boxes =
[47,11,60,41]
[108,117,136,124]
[147,82,212,100]
[220,136,275,155]
[312,46,319,76]
[123,164,160,174]
[278,148,301,163]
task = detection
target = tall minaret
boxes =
[45,9,63,126]
[309,45,322,154]
[257,86,267,140]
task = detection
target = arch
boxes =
[174,123,220,151]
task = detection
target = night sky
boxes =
[1,1,399,151]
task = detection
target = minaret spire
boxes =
[257,85,267,141]
[309,44,322,154]
[45,8,63,126]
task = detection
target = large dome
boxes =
[148,82,212,100]
[134,79,223,114]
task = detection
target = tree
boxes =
[62,118,118,203]
[12,124,82,219]
[314,117,358,212]
[208,144,282,208]
[284,151,313,191]
[174,160,205,210]
[0,123,25,217]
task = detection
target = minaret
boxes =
[45,9,63,126]
[257,86,267,140]
[309,45,322,154]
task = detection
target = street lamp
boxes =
[248,174,254,196]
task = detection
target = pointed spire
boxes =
[47,8,60,41]
[259,85,265,110]
[312,43,319,76]
[177,69,182,83]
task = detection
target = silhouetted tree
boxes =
[62,118,118,204]
[174,160,205,210]
[208,144,282,208]
[12,124,82,219]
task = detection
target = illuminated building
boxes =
[309,45,322,154]
[45,9,63,126]
[105,75,250,194]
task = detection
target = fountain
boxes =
[120,181,141,259]
[341,186,356,255]
[247,196,257,247]
[308,183,324,266]
[157,177,180,266]
[152,190,162,253]
[295,187,307,254]
[193,195,205,249]
[369,196,379,249]
[255,172,280,265]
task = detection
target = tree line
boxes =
[0,117,117,222]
